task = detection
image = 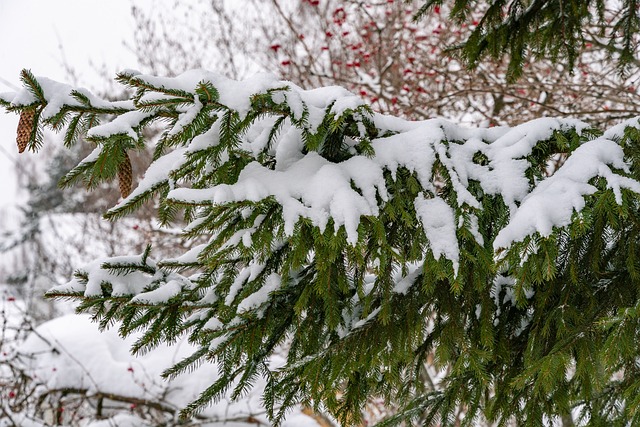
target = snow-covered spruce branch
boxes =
[3,68,640,425]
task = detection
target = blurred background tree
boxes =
[132,0,639,126]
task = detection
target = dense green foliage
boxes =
[416,0,640,80]
[3,67,640,427]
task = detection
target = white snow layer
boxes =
[3,75,134,119]
[7,70,640,290]
[493,138,640,249]
[414,194,459,273]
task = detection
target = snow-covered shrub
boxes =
[0,298,318,426]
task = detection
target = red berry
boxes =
[8,391,15,398]
[333,8,346,25]
[281,60,291,66]
[127,367,134,372]
[434,5,440,14]
[269,44,281,52]
[7,297,15,302]
[325,31,333,37]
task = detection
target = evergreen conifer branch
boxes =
[4,68,640,424]
[416,0,640,81]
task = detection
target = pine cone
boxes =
[16,109,36,153]
[117,152,133,198]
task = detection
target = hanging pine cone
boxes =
[117,151,133,198]
[16,109,36,153]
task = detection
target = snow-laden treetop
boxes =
[3,69,640,424]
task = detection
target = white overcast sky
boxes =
[0,0,145,225]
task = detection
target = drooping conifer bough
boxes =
[416,0,640,81]
[3,68,640,425]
